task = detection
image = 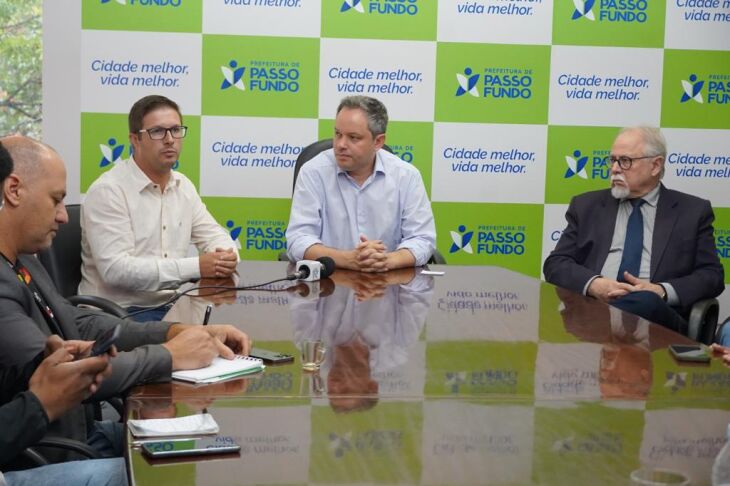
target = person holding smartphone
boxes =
[0,136,251,464]
[1,335,127,485]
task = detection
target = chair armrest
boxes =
[21,437,101,467]
[68,295,127,318]
[687,298,719,345]
[428,249,447,265]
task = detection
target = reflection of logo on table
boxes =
[329,432,352,458]
[445,371,467,393]
[664,371,687,393]
[552,435,575,454]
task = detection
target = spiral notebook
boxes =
[172,355,265,384]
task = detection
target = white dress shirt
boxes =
[79,157,238,307]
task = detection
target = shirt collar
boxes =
[128,156,181,193]
[625,183,660,208]
[335,151,387,181]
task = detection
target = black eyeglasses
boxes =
[609,154,660,170]
[138,126,188,140]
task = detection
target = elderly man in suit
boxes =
[544,126,724,334]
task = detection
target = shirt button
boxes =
[163,225,166,230]
[164,253,168,258]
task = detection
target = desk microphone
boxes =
[288,257,335,282]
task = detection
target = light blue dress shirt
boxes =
[286,148,436,266]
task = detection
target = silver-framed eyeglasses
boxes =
[138,125,188,140]
[609,154,660,170]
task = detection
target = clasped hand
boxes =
[354,235,389,273]
[199,248,237,279]
[588,272,665,303]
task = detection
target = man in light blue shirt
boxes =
[286,96,435,272]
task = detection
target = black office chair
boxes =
[37,204,125,317]
[21,437,101,466]
[687,298,720,345]
[284,139,446,265]
[37,204,127,421]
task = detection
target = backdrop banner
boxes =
[44,0,730,283]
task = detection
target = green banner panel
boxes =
[433,202,544,277]
[82,0,202,33]
[203,196,291,261]
[202,35,320,118]
[435,43,551,124]
[321,0,437,40]
[80,112,201,192]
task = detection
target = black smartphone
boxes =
[141,437,240,459]
[90,324,121,357]
[668,344,711,363]
[248,347,294,365]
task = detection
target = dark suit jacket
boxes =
[0,255,173,447]
[543,185,725,315]
[0,352,48,466]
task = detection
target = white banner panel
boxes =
[663,128,730,208]
[665,0,730,50]
[432,122,547,203]
[548,46,664,127]
[202,0,321,37]
[200,116,317,198]
[318,38,436,121]
[640,408,730,486]
[80,30,202,115]
[422,401,534,485]
[203,406,311,484]
[373,341,426,399]
[541,203,570,279]
[428,266,540,342]
[437,0,552,44]
[535,343,602,400]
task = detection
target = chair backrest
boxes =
[38,204,82,299]
[292,139,393,193]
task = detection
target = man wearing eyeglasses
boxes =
[544,126,724,334]
[80,95,238,321]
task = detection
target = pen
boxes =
[202,304,213,326]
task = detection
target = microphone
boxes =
[289,256,336,281]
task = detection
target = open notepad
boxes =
[171,355,265,384]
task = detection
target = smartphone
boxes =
[668,344,711,363]
[141,437,240,459]
[248,347,294,365]
[90,324,121,357]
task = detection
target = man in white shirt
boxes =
[285,96,435,272]
[80,95,238,320]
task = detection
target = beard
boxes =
[610,175,630,199]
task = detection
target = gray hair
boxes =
[619,126,666,178]
[336,96,388,137]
